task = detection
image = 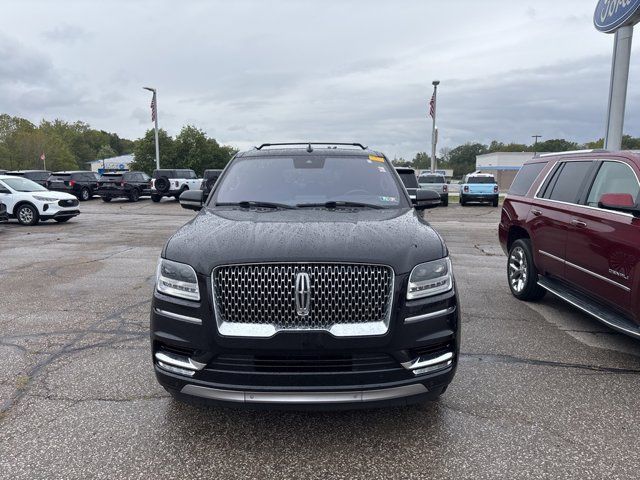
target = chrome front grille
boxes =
[212,263,394,336]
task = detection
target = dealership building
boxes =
[474,152,539,191]
[87,154,135,173]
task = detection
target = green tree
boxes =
[447,143,488,177]
[131,129,175,174]
[96,144,117,159]
[411,152,431,170]
[535,138,578,153]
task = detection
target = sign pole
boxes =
[604,25,634,150]
[153,91,160,170]
[430,81,439,173]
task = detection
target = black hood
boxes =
[163,207,446,275]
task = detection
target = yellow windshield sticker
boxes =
[368,155,385,163]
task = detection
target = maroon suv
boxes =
[499,151,640,338]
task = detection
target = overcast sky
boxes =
[2,0,639,159]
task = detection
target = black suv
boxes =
[151,143,459,409]
[6,170,51,187]
[47,171,100,201]
[97,171,152,202]
[395,167,420,202]
[201,169,223,198]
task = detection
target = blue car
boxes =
[460,173,499,206]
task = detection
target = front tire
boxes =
[16,204,39,226]
[508,239,546,301]
[460,195,466,206]
[493,197,499,207]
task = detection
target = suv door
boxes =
[564,159,640,321]
[528,160,595,279]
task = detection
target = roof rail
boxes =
[538,149,608,158]
[255,142,368,150]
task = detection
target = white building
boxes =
[475,152,539,190]
[87,154,135,173]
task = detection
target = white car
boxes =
[0,175,80,225]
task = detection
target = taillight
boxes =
[494,185,499,193]
[443,184,448,193]
[464,186,469,192]
[69,180,76,187]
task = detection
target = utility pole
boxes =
[430,80,440,173]
[143,87,160,170]
[532,135,542,153]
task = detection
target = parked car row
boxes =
[396,168,500,208]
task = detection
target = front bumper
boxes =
[150,272,460,408]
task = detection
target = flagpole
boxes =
[430,80,440,173]
[143,87,161,170]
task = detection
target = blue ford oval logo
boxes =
[594,0,640,33]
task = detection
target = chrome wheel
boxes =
[18,206,35,225]
[508,246,528,293]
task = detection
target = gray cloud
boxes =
[0,0,636,159]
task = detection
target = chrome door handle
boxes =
[571,219,587,228]
[531,209,542,216]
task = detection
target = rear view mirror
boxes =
[180,189,204,211]
[414,189,441,210]
[598,193,640,217]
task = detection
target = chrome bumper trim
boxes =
[401,352,454,375]
[154,308,202,325]
[155,351,206,373]
[405,306,456,324]
[181,383,428,404]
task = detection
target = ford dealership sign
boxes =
[594,0,640,33]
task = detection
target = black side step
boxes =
[537,276,640,339]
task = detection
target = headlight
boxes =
[156,258,200,301]
[33,196,58,202]
[407,257,453,300]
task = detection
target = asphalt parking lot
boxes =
[2,197,640,479]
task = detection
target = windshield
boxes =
[2,177,48,192]
[468,176,495,184]
[419,176,445,184]
[213,155,405,208]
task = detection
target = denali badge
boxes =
[294,272,311,316]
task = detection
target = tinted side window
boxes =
[544,161,594,204]
[586,161,640,207]
[509,162,546,196]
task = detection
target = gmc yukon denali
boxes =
[151,143,460,408]
[499,150,640,339]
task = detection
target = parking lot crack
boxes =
[461,353,640,374]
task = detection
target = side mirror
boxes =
[414,189,441,210]
[598,193,640,217]
[179,189,204,211]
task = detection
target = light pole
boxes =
[143,87,160,170]
[430,80,440,173]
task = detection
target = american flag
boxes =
[429,92,436,119]
[150,94,157,122]
[40,152,45,161]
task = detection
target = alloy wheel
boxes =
[508,246,528,293]
[18,206,34,224]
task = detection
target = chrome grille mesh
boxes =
[213,264,393,331]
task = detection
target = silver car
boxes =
[418,173,449,206]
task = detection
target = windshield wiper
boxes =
[297,201,384,210]
[216,201,296,210]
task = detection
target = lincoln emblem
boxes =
[294,272,311,316]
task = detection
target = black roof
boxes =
[236,143,385,159]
